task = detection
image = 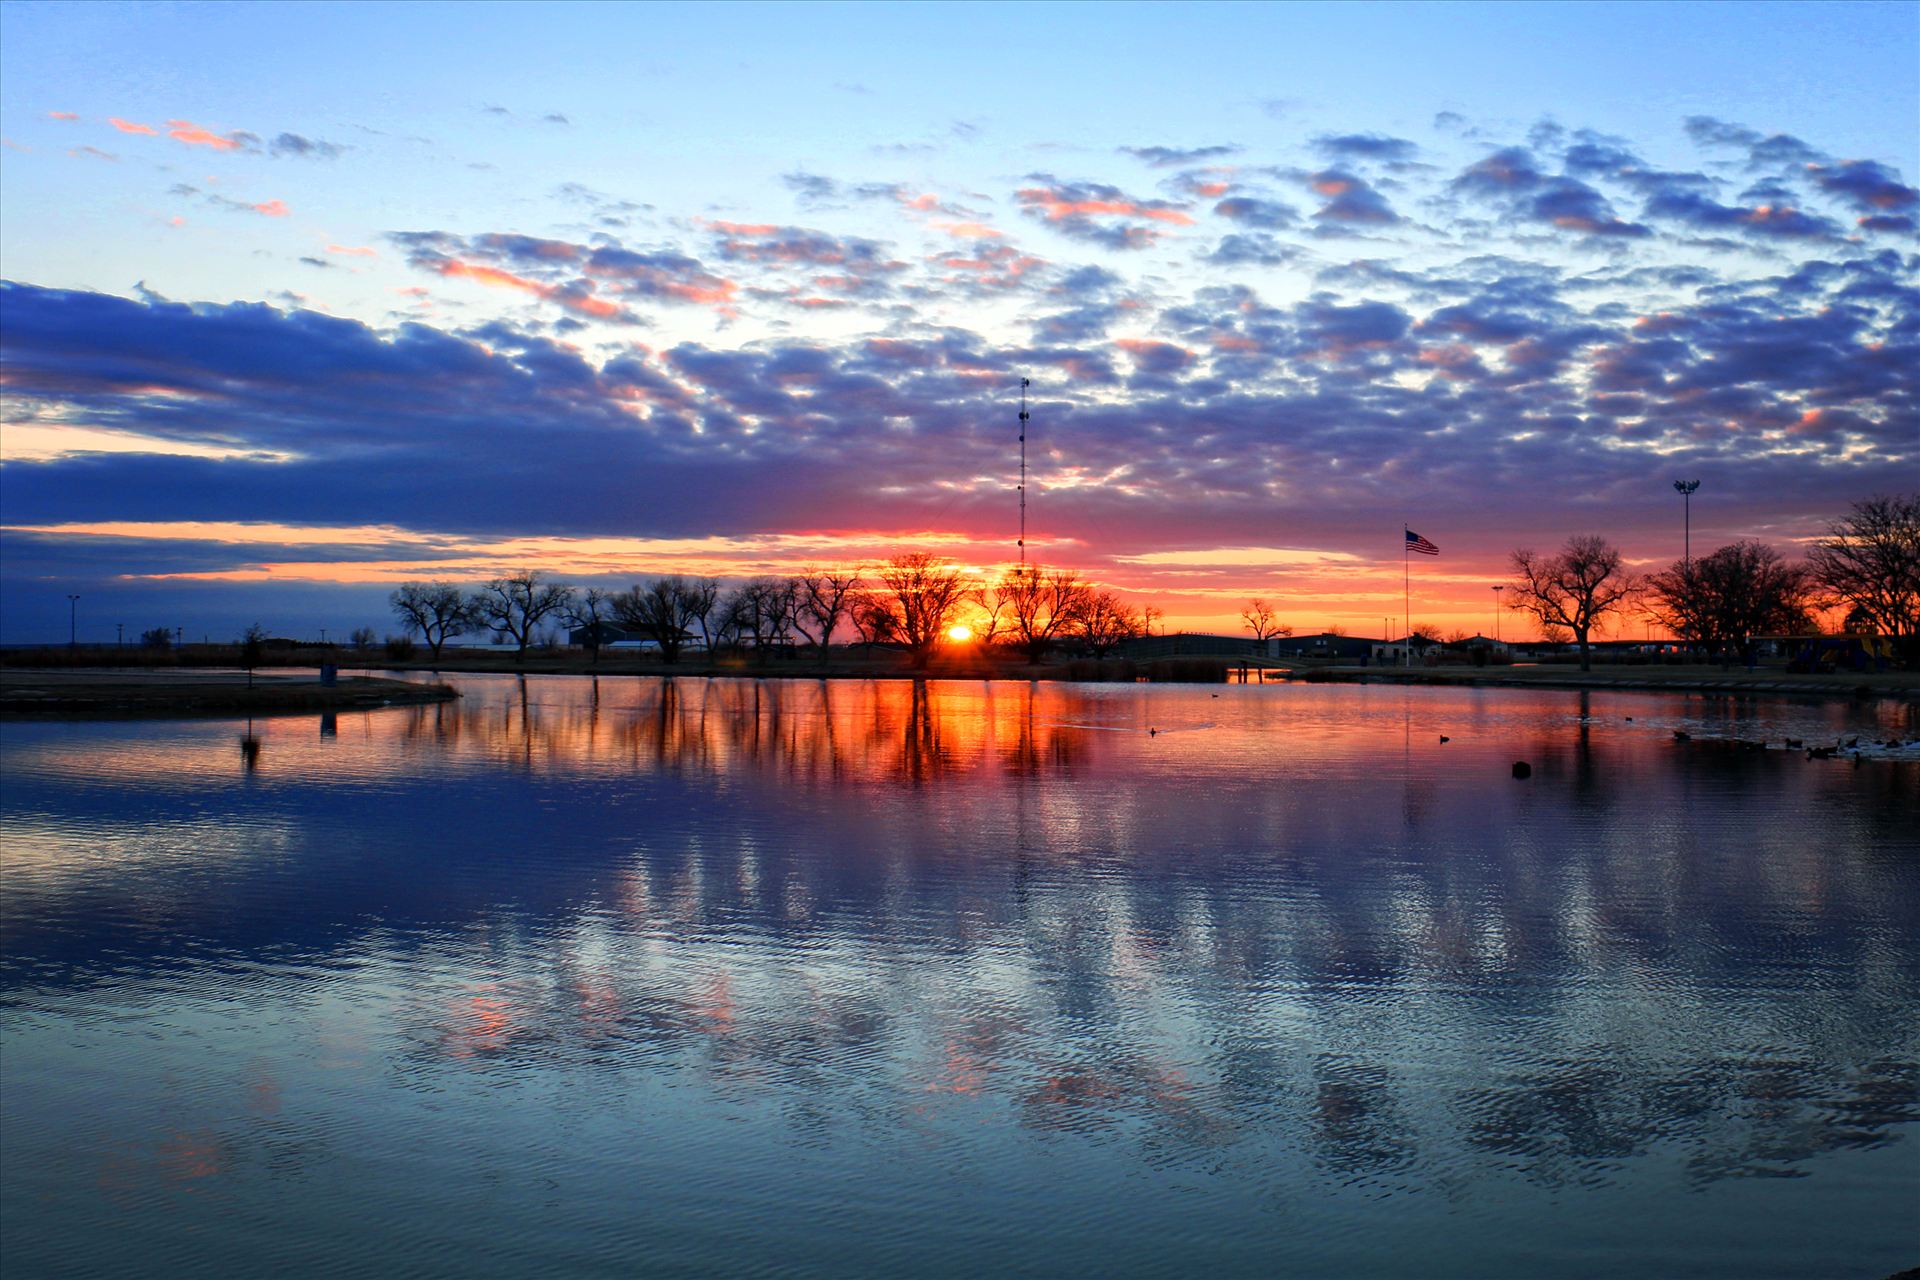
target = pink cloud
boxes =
[166,119,249,151]
[47,111,80,122]
[252,199,290,217]
[108,117,157,136]
[327,244,378,258]
[1019,190,1195,225]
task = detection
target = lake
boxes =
[3,675,1916,1278]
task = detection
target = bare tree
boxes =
[797,566,864,657]
[1073,590,1145,657]
[848,588,895,651]
[966,577,1013,648]
[390,581,473,659]
[877,552,973,668]
[1508,535,1637,671]
[1646,540,1815,662]
[349,625,377,651]
[1001,564,1089,662]
[567,587,613,663]
[613,577,706,663]
[1808,493,1920,665]
[470,571,573,661]
[1241,598,1286,641]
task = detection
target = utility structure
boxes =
[1017,377,1030,564]
[1492,584,1504,643]
[1674,479,1701,563]
[67,594,79,649]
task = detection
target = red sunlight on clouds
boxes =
[327,244,377,257]
[252,199,289,217]
[46,110,79,121]
[165,119,244,150]
[107,117,156,135]
[1017,189,1196,225]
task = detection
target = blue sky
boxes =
[1,1,1915,642]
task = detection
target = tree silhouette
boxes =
[1508,535,1637,672]
[389,582,473,659]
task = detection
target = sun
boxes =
[946,624,974,643]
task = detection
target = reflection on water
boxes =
[2,677,1917,1278]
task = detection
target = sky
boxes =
[1,0,1916,645]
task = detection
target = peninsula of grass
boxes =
[0,668,458,718]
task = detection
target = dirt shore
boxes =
[0,669,458,718]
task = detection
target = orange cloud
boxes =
[166,119,246,151]
[108,117,157,136]
[704,220,780,236]
[47,111,80,122]
[252,199,290,217]
[327,244,377,258]
[931,219,1003,238]
[435,258,626,319]
[1017,189,1195,225]
[1311,175,1353,196]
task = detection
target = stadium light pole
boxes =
[1673,479,1700,563]
[1492,585,1504,644]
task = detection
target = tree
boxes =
[1241,598,1290,642]
[1074,590,1145,656]
[613,577,706,663]
[876,552,973,668]
[389,581,473,659]
[1645,540,1815,662]
[470,571,573,661]
[848,589,895,651]
[567,588,613,663]
[349,625,377,651]
[1807,493,1920,665]
[140,626,172,649]
[797,567,864,657]
[1001,564,1089,662]
[1508,535,1637,672]
[239,622,266,688]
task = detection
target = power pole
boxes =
[1017,377,1030,565]
[67,594,79,649]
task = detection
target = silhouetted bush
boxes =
[384,635,417,660]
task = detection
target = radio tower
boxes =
[1018,377,1030,564]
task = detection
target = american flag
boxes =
[1405,529,1439,556]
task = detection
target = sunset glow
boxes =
[0,4,1912,643]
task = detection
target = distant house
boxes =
[1371,635,1442,665]
[1277,632,1380,662]
[568,622,641,647]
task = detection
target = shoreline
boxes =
[0,670,458,719]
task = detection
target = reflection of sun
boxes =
[947,624,974,642]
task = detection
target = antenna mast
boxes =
[1018,377,1029,564]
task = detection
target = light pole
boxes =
[117,622,124,648]
[67,594,79,649]
[1674,479,1700,563]
[1492,585,1504,643]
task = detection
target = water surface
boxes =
[3,676,1917,1277]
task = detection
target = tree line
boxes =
[389,552,1162,667]
[1505,493,1919,670]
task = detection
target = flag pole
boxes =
[1403,525,1410,667]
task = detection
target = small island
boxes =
[0,669,457,718]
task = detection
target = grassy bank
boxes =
[1295,662,1920,699]
[0,669,458,718]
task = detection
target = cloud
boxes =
[1683,115,1826,169]
[1806,159,1919,214]
[1120,144,1241,168]
[1016,176,1195,249]
[1305,170,1401,225]
[1202,233,1298,266]
[108,117,157,136]
[270,132,345,159]
[46,111,79,122]
[1313,133,1419,162]
[1642,186,1840,240]
[392,229,738,316]
[165,119,257,152]
[1212,196,1298,230]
